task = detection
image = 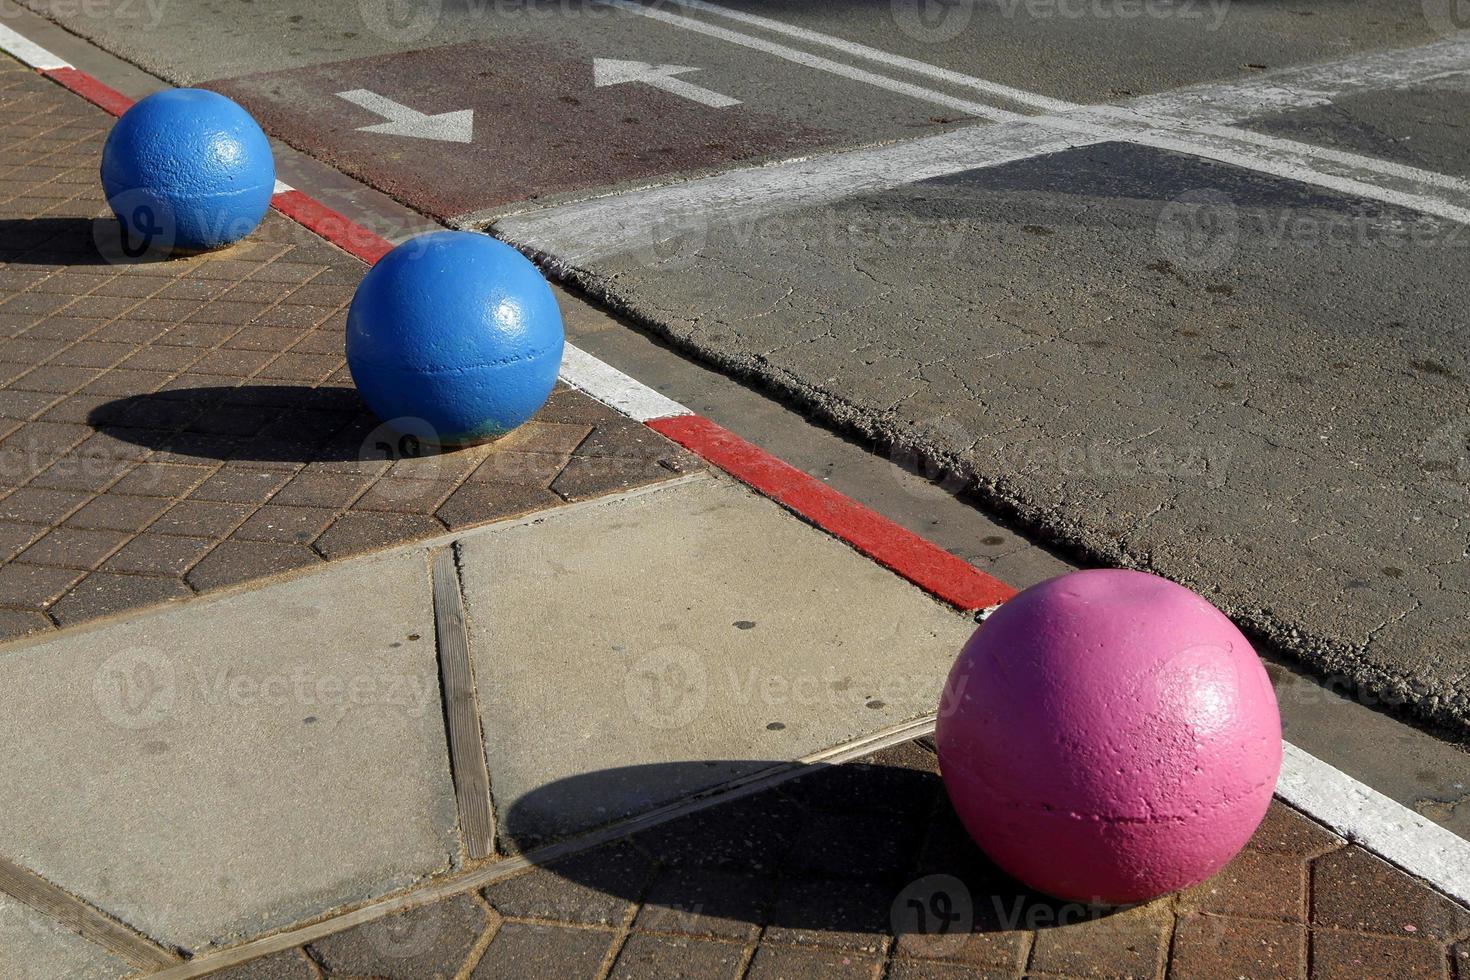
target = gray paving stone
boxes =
[458,475,972,849]
[306,894,488,980]
[0,550,458,952]
[0,893,131,980]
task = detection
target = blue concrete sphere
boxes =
[346,232,565,446]
[101,88,275,253]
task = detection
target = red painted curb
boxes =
[32,57,1017,614]
[269,190,395,265]
[649,414,1017,612]
[43,66,134,117]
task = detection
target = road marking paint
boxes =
[649,0,1074,114]
[593,57,741,108]
[497,31,1470,261]
[496,121,1092,263]
[667,0,1470,123]
[272,179,293,194]
[648,414,1017,612]
[601,0,1021,123]
[335,88,474,143]
[1278,742,1470,907]
[1124,38,1470,125]
[269,189,396,265]
[559,343,692,422]
[0,22,69,70]
[42,66,134,117]
[1039,110,1470,226]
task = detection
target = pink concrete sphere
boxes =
[935,569,1281,904]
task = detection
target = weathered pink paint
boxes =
[935,569,1282,904]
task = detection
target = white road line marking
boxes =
[1042,111,1470,226]
[1278,742,1470,906]
[669,0,1470,123]
[499,32,1470,260]
[1126,38,1470,125]
[651,0,1074,114]
[498,121,1094,263]
[335,88,474,143]
[0,22,71,70]
[559,343,692,422]
[593,58,741,108]
[601,0,1021,123]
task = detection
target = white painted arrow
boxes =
[335,89,474,143]
[592,59,741,108]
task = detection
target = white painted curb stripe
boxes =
[559,343,691,422]
[0,22,70,70]
[1278,742,1470,905]
[272,179,294,194]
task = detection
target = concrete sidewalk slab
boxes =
[458,473,974,849]
[0,548,457,953]
[0,893,130,980]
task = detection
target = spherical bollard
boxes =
[346,231,564,446]
[935,569,1281,905]
[100,89,275,254]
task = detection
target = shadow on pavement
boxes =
[496,756,1132,940]
[0,215,174,267]
[88,385,397,464]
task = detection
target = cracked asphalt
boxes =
[564,140,1470,731]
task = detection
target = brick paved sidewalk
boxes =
[0,57,698,640]
[202,737,1470,980]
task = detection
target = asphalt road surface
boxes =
[19,0,1470,730]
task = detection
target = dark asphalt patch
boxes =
[550,139,1470,733]
[207,40,840,221]
[1247,78,1470,181]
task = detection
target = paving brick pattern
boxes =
[0,61,699,640]
[239,740,1468,980]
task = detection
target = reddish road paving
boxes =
[205,738,1470,980]
[206,40,839,221]
[0,59,699,640]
